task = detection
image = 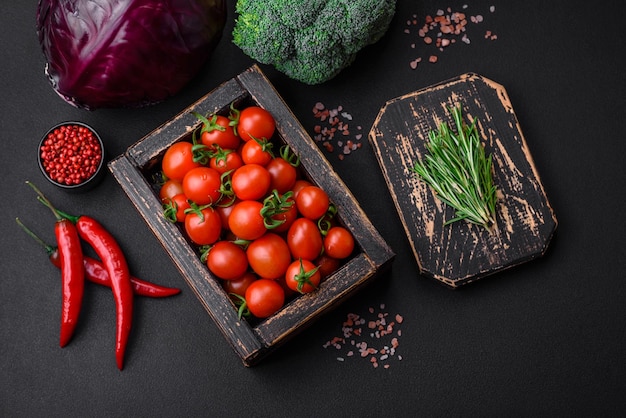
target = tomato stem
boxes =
[280,145,300,167]
[317,203,338,236]
[294,258,320,294]
[192,111,226,134]
[228,102,241,136]
[261,190,294,229]
[162,198,180,223]
[229,293,250,319]
[184,201,212,222]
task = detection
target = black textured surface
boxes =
[2,1,625,416]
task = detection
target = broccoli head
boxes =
[232,0,397,85]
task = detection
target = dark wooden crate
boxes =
[368,73,557,288]
[108,65,395,366]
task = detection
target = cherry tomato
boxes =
[237,106,276,142]
[207,241,248,280]
[285,259,321,294]
[159,179,184,202]
[296,185,330,220]
[241,138,273,166]
[184,207,222,245]
[223,271,257,297]
[210,149,243,175]
[266,157,297,194]
[316,253,341,279]
[182,166,222,205]
[291,179,314,199]
[216,200,237,231]
[324,226,355,259]
[270,198,298,233]
[275,274,298,300]
[287,217,323,260]
[200,114,240,150]
[231,164,271,201]
[245,279,284,318]
[246,233,291,280]
[228,200,266,240]
[162,141,201,181]
[163,193,190,223]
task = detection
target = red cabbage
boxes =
[36,0,226,109]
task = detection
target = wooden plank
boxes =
[368,73,557,287]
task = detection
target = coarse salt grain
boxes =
[312,102,363,160]
[322,303,404,369]
[405,4,497,69]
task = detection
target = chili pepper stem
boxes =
[16,217,56,257]
[36,196,80,224]
[26,181,65,221]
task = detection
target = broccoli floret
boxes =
[232,0,397,85]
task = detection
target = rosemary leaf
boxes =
[412,104,497,230]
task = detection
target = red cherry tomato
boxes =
[200,114,240,150]
[291,179,313,199]
[266,157,297,194]
[237,106,276,142]
[287,217,323,261]
[275,274,298,300]
[207,241,249,280]
[210,149,243,175]
[246,233,291,280]
[223,271,257,297]
[228,200,266,240]
[182,166,222,205]
[231,164,271,201]
[323,226,355,260]
[316,253,341,279]
[163,193,190,223]
[245,279,284,318]
[241,138,273,166]
[285,259,321,294]
[270,198,298,233]
[216,200,237,231]
[159,179,184,202]
[184,207,222,245]
[296,185,329,220]
[161,141,201,181]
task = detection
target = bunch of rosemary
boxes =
[412,104,497,230]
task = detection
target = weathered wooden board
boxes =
[368,73,557,288]
[109,65,394,366]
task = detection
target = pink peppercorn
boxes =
[40,123,103,186]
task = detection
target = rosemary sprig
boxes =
[412,104,497,230]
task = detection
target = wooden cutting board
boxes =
[368,73,557,288]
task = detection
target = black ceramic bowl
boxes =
[38,122,105,192]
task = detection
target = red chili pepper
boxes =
[25,184,86,348]
[73,215,134,370]
[55,218,84,347]
[16,218,181,298]
[29,183,134,370]
[82,256,180,298]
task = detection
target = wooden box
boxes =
[108,65,394,366]
[368,73,557,288]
